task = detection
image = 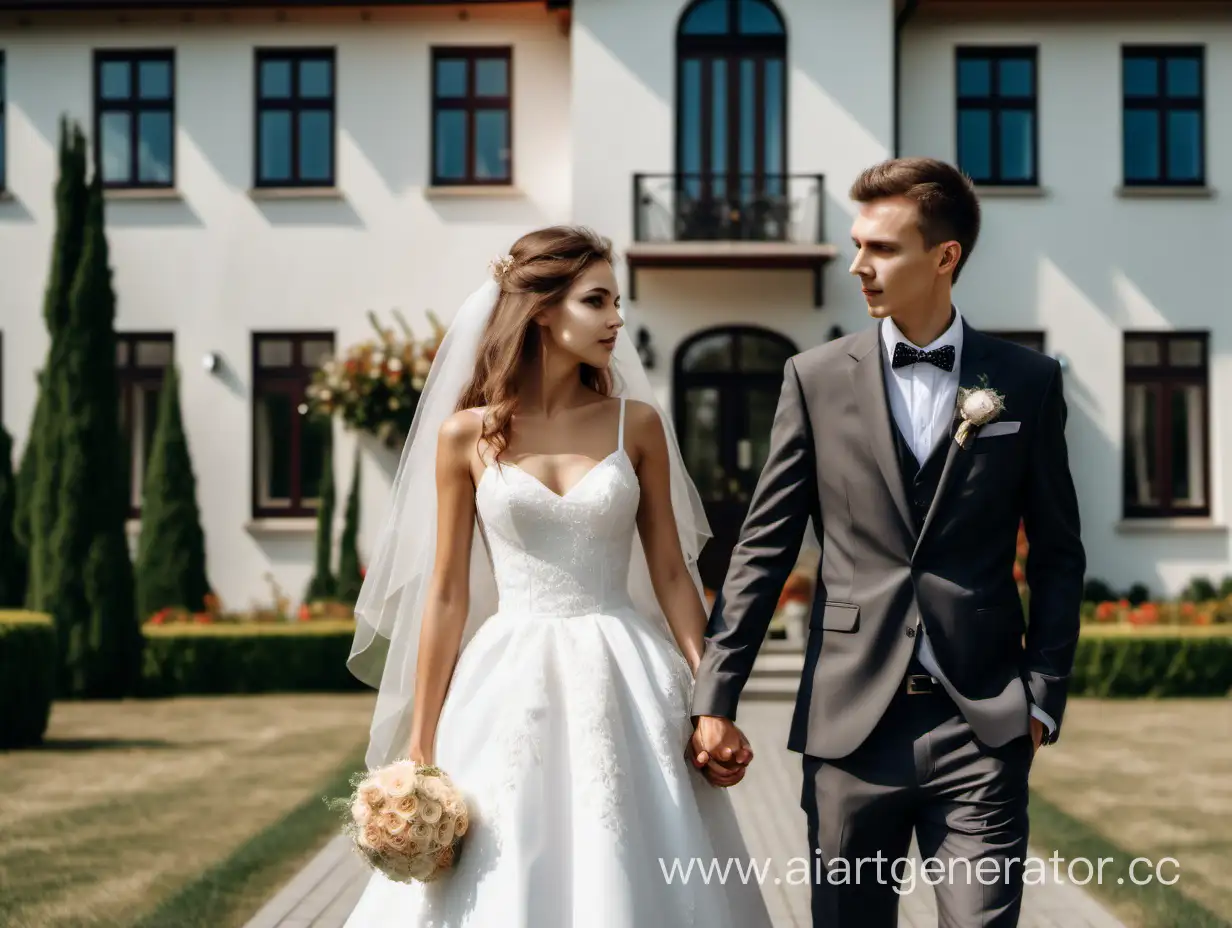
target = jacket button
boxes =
[906,627,916,638]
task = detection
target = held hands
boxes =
[687,715,753,788]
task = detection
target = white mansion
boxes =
[0,0,1228,612]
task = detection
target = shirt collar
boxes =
[880,305,964,359]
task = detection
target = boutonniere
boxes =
[955,373,1005,449]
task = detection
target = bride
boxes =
[343,226,772,927]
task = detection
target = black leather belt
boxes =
[905,673,938,695]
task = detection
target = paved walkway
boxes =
[245,694,1127,928]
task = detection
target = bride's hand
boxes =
[409,742,434,766]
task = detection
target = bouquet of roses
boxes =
[340,760,469,883]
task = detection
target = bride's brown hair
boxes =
[455,225,616,461]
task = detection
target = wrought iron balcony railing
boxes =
[632,172,826,245]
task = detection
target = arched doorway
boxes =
[676,0,788,240]
[673,325,798,591]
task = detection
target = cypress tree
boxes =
[12,380,43,609]
[304,426,337,602]
[135,364,211,622]
[335,444,363,604]
[30,120,89,618]
[0,424,24,608]
[50,169,139,698]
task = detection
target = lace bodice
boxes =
[475,400,639,618]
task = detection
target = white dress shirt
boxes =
[880,309,1056,737]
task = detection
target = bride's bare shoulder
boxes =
[622,399,667,457]
[438,407,486,452]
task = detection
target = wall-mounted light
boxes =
[1053,352,1070,373]
[202,351,220,374]
[635,326,656,370]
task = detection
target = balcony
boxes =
[627,173,839,307]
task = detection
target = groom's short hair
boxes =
[849,157,981,283]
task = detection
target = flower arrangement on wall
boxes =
[306,309,446,448]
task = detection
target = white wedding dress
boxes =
[345,400,772,928]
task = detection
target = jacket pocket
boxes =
[812,601,859,632]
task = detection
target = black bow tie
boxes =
[892,341,956,373]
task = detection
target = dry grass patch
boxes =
[0,692,376,928]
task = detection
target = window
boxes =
[255,48,335,187]
[1122,46,1204,186]
[1,52,7,191]
[1123,332,1209,518]
[252,333,334,518]
[431,47,512,185]
[988,330,1045,354]
[955,47,1037,186]
[116,333,174,518]
[93,50,175,188]
[675,0,788,240]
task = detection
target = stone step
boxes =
[750,651,806,678]
[759,636,806,655]
[743,675,800,701]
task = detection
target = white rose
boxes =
[436,818,455,846]
[420,777,447,803]
[419,799,443,825]
[961,390,999,424]
[410,821,435,844]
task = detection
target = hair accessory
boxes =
[488,254,515,280]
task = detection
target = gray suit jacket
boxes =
[691,320,1086,759]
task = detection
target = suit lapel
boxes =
[849,325,915,542]
[912,320,994,559]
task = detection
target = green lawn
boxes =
[1028,697,1232,927]
[0,693,376,928]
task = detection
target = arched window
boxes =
[677,0,787,219]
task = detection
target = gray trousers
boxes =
[801,678,1034,927]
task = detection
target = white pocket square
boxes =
[976,421,1021,438]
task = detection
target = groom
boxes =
[689,157,1085,927]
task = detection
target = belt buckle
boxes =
[906,673,935,695]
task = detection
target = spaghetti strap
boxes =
[617,397,626,453]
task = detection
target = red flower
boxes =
[1128,603,1159,625]
[298,604,312,622]
[1094,601,1117,622]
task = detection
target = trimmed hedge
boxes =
[1071,625,1232,697]
[0,610,56,748]
[139,621,366,697]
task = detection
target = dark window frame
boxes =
[430,46,514,187]
[92,48,176,190]
[1,50,7,192]
[1122,331,1210,519]
[1121,45,1205,187]
[987,330,1046,354]
[116,331,174,519]
[955,45,1039,187]
[253,47,337,188]
[251,331,334,519]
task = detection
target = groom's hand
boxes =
[688,716,753,788]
